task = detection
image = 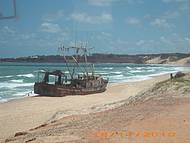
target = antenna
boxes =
[0,0,17,20]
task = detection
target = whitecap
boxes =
[111,75,151,83]
[147,71,176,77]
[0,82,34,88]
[0,98,8,103]
[127,75,152,82]
[126,66,132,69]
[136,67,144,70]
[111,71,122,74]
[64,71,69,74]
[17,74,34,78]
[34,69,46,72]
[146,69,156,72]
[129,70,142,73]
[108,74,124,80]
[0,75,13,78]
[10,79,24,83]
[5,75,13,78]
[95,72,108,75]
[13,91,32,97]
[95,71,108,75]
[103,67,113,70]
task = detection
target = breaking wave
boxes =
[17,74,34,78]
[0,62,189,103]
[0,82,34,89]
[10,79,24,83]
[103,67,113,70]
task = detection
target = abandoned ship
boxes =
[34,44,108,96]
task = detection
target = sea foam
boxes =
[13,91,32,97]
[10,79,24,83]
[103,67,113,70]
[0,75,13,78]
[0,82,34,88]
[17,74,34,78]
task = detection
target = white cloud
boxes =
[17,33,35,40]
[162,11,180,19]
[125,0,144,4]
[151,18,174,29]
[162,0,190,14]
[42,10,64,22]
[159,34,190,50]
[88,0,144,6]
[41,22,62,33]
[96,32,112,42]
[126,17,141,25]
[184,37,190,44]
[160,36,173,45]
[116,39,128,45]
[136,40,145,46]
[71,12,113,24]
[179,4,190,11]
[162,0,188,3]
[140,40,156,49]
[134,35,190,52]
[88,0,113,6]
[0,26,38,47]
[109,38,129,53]
[1,26,15,34]
[101,32,112,37]
[0,26,16,43]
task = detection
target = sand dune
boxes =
[173,56,190,65]
[145,56,190,65]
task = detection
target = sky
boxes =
[0,0,190,58]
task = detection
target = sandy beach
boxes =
[2,72,190,143]
[0,74,170,142]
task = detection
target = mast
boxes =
[58,42,94,78]
[58,44,73,79]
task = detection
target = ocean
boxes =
[0,62,189,103]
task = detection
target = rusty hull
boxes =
[34,79,108,96]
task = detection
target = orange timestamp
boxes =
[94,130,176,138]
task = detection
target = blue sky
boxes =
[0,0,190,57]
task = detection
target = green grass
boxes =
[151,76,190,93]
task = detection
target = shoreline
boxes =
[1,68,188,104]
[0,73,170,141]
[1,61,190,66]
